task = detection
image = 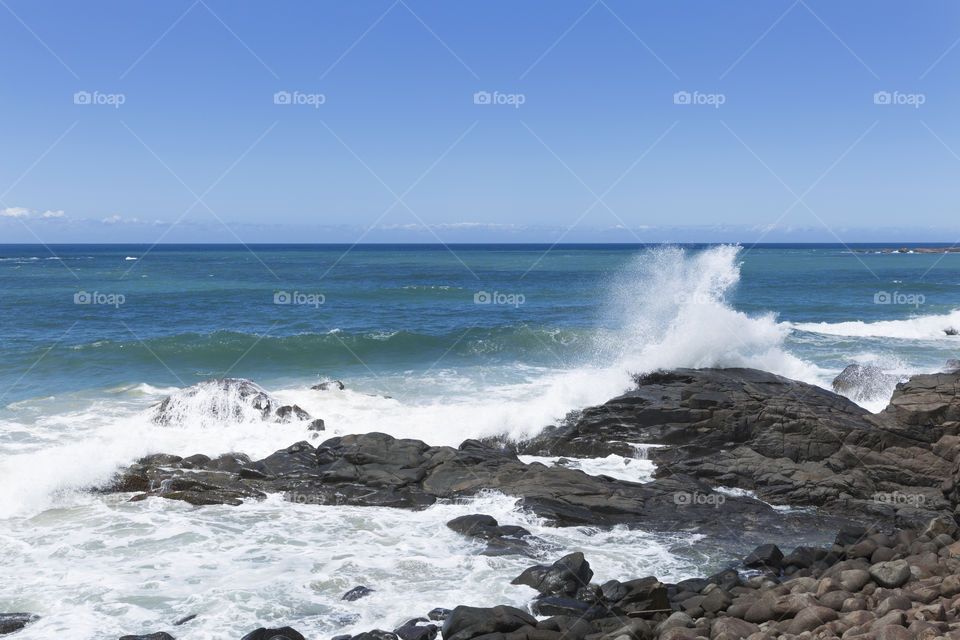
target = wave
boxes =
[792,309,960,340]
[0,244,832,516]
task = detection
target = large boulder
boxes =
[151,378,278,426]
[0,614,38,635]
[440,605,536,640]
[511,552,593,597]
[831,364,905,403]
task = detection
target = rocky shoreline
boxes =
[7,365,960,639]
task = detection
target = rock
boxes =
[656,612,695,635]
[393,625,438,640]
[711,618,759,640]
[172,615,196,626]
[239,628,306,640]
[0,614,38,635]
[787,606,837,634]
[839,569,871,592]
[832,364,905,403]
[440,605,537,640]
[313,380,345,391]
[119,635,175,640]
[343,586,375,601]
[782,546,824,569]
[275,404,310,423]
[446,514,537,556]
[876,626,912,640]
[922,515,959,539]
[511,552,593,597]
[530,596,590,617]
[869,560,910,588]
[349,631,398,640]
[308,419,326,431]
[151,378,277,426]
[943,359,960,373]
[743,544,784,569]
[427,609,451,621]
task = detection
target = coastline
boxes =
[7,363,957,638]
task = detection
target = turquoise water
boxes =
[1,243,958,405]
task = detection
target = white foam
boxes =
[792,309,960,340]
[0,491,701,640]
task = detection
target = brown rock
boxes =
[710,617,760,640]
[875,626,911,640]
[787,606,837,634]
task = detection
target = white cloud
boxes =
[0,207,32,218]
[1,206,66,219]
[101,215,141,224]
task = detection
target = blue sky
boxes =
[1,0,958,243]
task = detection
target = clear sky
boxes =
[1,1,958,243]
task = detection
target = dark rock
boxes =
[173,615,196,626]
[308,419,326,431]
[151,378,276,426]
[342,585,375,601]
[119,634,175,640]
[831,364,904,403]
[440,605,537,640]
[313,380,345,391]
[275,404,310,423]
[530,596,590,617]
[239,628,306,640]
[511,552,593,597]
[347,632,397,640]
[0,613,38,635]
[393,625,437,640]
[446,514,537,556]
[742,543,783,569]
[426,608,451,621]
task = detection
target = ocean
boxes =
[1,243,959,639]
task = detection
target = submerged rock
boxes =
[445,514,538,556]
[312,380,345,391]
[831,363,905,402]
[151,378,277,426]
[0,614,38,635]
[342,585,375,601]
[511,552,594,597]
[118,634,174,640]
